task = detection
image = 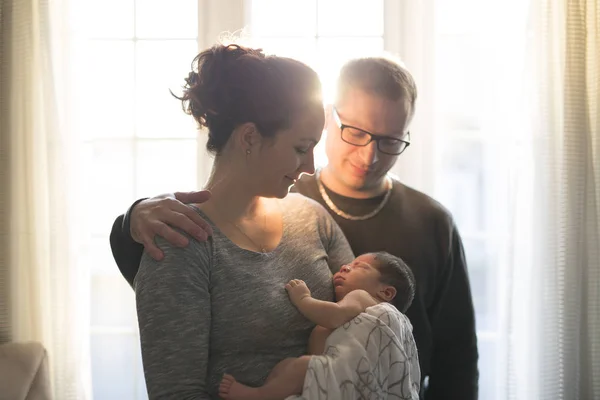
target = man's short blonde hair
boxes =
[335,56,417,117]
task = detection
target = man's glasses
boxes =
[333,107,410,156]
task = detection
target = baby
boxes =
[218,251,421,400]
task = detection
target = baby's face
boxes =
[333,254,384,300]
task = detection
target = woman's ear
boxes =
[234,122,261,153]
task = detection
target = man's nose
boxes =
[359,141,379,166]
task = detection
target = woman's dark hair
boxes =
[371,251,416,313]
[173,44,323,154]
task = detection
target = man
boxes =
[110,56,479,399]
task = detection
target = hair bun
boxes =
[175,45,266,127]
[185,70,199,86]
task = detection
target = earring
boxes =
[246,149,251,155]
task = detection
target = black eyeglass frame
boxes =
[332,107,411,156]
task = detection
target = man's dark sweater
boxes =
[110,174,479,400]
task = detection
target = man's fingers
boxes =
[159,200,211,237]
[156,222,190,247]
[175,190,211,205]
[141,236,164,261]
[157,207,210,241]
[177,206,213,238]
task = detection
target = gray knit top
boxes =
[134,193,355,399]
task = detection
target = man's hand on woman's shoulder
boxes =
[131,190,213,260]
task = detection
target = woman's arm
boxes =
[110,192,213,288]
[134,233,212,400]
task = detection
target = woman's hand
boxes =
[130,191,213,260]
[285,279,311,306]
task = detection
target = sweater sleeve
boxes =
[426,223,479,399]
[134,234,212,399]
[109,198,147,287]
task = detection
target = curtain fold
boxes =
[0,0,11,347]
[505,0,600,398]
[0,0,91,398]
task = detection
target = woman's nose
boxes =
[300,150,316,175]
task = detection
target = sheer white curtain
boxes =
[388,0,599,398]
[504,0,600,398]
[1,0,91,398]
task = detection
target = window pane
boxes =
[318,0,384,37]
[250,0,317,37]
[316,37,384,103]
[91,274,136,328]
[135,140,198,197]
[462,237,498,331]
[86,141,135,237]
[435,0,484,35]
[87,236,123,275]
[477,335,498,400]
[86,0,134,39]
[436,136,485,233]
[85,41,135,140]
[136,0,198,39]
[435,35,485,129]
[135,40,199,139]
[91,333,138,400]
[251,37,317,68]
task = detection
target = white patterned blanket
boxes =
[287,302,420,400]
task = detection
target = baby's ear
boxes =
[379,285,397,302]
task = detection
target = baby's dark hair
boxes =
[371,251,416,313]
[173,44,323,155]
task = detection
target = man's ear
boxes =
[378,285,397,303]
[234,122,261,153]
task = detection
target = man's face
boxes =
[325,87,411,193]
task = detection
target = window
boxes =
[77,1,505,398]
[433,1,509,398]
[79,1,199,398]
[247,0,385,167]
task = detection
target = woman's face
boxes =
[253,107,325,198]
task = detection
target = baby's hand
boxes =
[285,279,311,305]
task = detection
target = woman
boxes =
[134,44,355,399]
